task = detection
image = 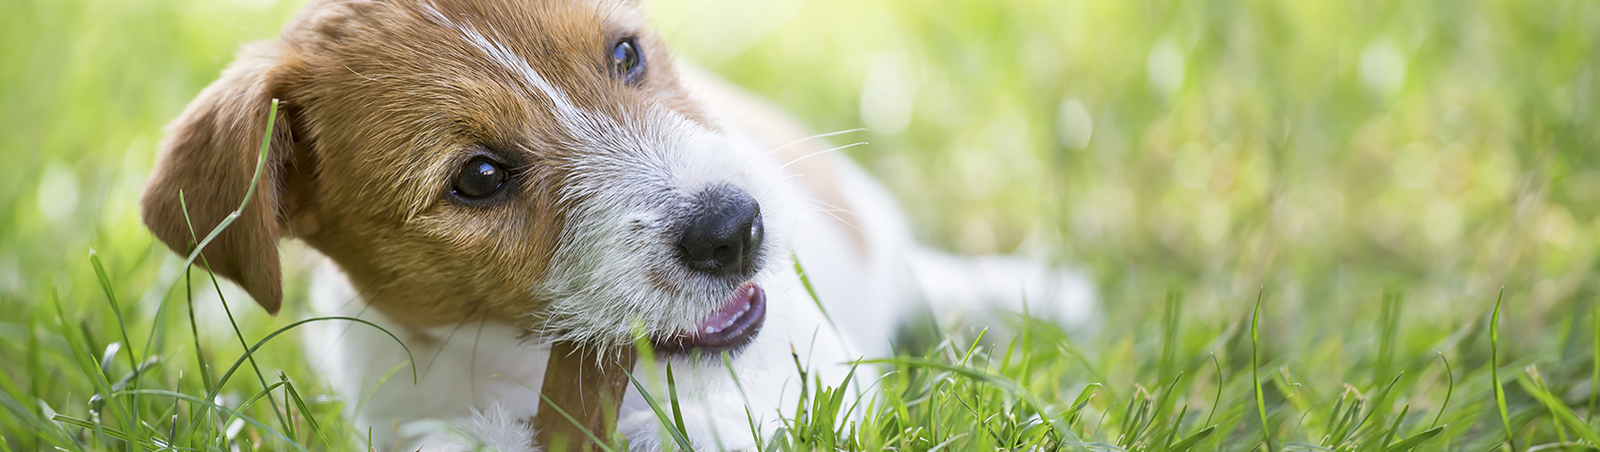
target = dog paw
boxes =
[397,403,537,452]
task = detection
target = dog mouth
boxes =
[654,280,767,355]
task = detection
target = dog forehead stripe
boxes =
[420,2,583,122]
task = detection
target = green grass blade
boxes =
[204,316,417,398]
[143,98,281,358]
[491,374,620,452]
[1491,289,1516,452]
[181,266,214,394]
[1168,425,1215,452]
[1323,388,1350,443]
[279,371,328,448]
[1142,372,1183,440]
[1379,404,1408,449]
[1161,291,1181,382]
[51,288,134,447]
[1064,383,1100,426]
[621,366,695,451]
[354,362,413,424]
[192,229,290,436]
[1252,288,1272,452]
[88,251,146,452]
[1116,387,1141,443]
[745,406,765,452]
[854,357,1061,439]
[1162,404,1189,450]
[1205,352,1222,428]
[88,252,140,380]
[226,380,288,424]
[159,99,291,440]
[533,390,622,452]
[1515,369,1600,445]
[1349,372,1405,445]
[51,415,152,449]
[0,390,78,451]
[665,361,688,444]
[1376,292,1399,385]
[115,389,308,452]
[792,256,837,331]
[187,315,415,444]
[1329,397,1363,446]
[1429,352,1452,430]
[1383,426,1444,452]
[721,351,753,409]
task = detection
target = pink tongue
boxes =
[696,284,755,335]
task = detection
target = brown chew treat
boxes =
[534,341,639,451]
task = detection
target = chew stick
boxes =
[534,341,638,452]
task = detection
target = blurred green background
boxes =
[2,0,1598,449]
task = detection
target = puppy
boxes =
[140,0,1095,450]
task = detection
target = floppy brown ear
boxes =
[142,42,304,315]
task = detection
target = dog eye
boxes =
[453,157,506,199]
[612,38,645,85]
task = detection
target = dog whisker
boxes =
[311,283,385,371]
[802,198,864,223]
[598,0,629,35]
[470,313,488,407]
[803,198,858,217]
[346,65,391,82]
[777,142,869,170]
[803,202,868,237]
[421,313,477,380]
[321,0,392,8]
[766,128,868,157]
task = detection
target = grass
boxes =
[4,0,1600,450]
[10,197,1591,451]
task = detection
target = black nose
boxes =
[679,186,763,275]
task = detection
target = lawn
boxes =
[2,0,1598,450]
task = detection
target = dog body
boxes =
[140,1,1093,450]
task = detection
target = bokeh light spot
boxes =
[37,162,80,224]
[1055,98,1093,151]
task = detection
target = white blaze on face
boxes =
[421,1,584,124]
[535,103,797,347]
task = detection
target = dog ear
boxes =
[141,42,305,315]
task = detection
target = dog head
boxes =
[141,0,794,353]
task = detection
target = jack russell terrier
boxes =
[140,0,1095,450]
